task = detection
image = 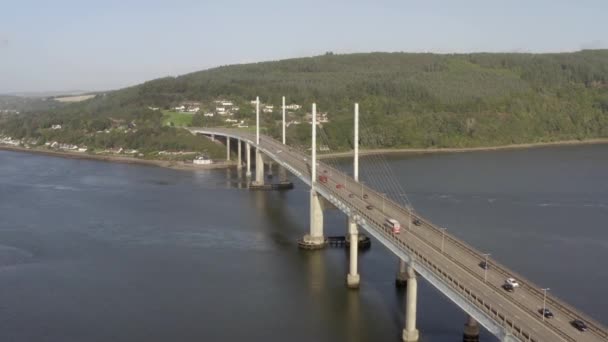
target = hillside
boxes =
[2,50,608,153]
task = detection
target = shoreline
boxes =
[318,138,608,158]
[0,145,236,171]
[3,137,607,168]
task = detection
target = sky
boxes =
[1,0,607,93]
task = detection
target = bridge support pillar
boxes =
[267,161,273,177]
[226,137,231,161]
[278,165,288,183]
[246,143,252,177]
[211,134,215,142]
[237,139,242,168]
[299,190,326,249]
[402,265,419,342]
[254,148,264,185]
[396,259,408,287]
[463,315,480,342]
[346,218,360,288]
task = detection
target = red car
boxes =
[336,184,344,189]
[318,175,328,183]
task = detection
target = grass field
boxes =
[162,110,193,126]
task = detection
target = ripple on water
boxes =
[0,245,34,268]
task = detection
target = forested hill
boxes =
[2,50,608,151]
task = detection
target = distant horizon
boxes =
[3,0,607,94]
[3,48,606,95]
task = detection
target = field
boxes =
[162,110,194,126]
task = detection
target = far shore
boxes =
[0,145,235,171]
[317,138,608,159]
[3,137,607,170]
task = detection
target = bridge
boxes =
[190,98,607,342]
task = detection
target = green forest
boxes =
[2,50,608,153]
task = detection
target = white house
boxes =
[225,118,238,123]
[221,101,233,106]
[51,124,62,130]
[193,155,213,165]
[203,112,214,117]
[285,104,301,110]
[187,107,200,113]
[174,105,185,111]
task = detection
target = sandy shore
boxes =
[0,145,235,171]
[318,138,608,158]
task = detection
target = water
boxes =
[0,145,606,342]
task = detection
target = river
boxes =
[0,144,606,342]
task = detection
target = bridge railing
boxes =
[317,180,550,342]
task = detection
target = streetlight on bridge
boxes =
[542,288,550,322]
[482,253,491,282]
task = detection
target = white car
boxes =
[505,278,520,288]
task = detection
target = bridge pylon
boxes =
[463,315,480,342]
[245,142,252,178]
[396,259,408,287]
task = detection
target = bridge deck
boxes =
[193,127,608,342]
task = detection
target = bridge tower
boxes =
[253,96,265,185]
[402,264,419,342]
[347,103,361,288]
[278,96,289,183]
[299,103,326,249]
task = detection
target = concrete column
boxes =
[346,218,360,288]
[211,134,215,142]
[267,161,273,177]
[402,265,419,342]
[396,259,408,287]
[463,315,480,342]
[302,189,325,245]
[237,139,242,168]
[255,149,264,185]
[226,136,231,161]
[246,143,252,178]
[278,165,288,183]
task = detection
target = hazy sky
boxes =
[1,0,607,93]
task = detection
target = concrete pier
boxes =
[267,161,273,177]
[237,139,242,168]
[402,265,419,342]
[246,143,252,178]
[299,189,326,249]
[463,315,480,342]
[254,149,264,185]
[396,259,408,287]
[346,218,360,288]
[226,136,231,161]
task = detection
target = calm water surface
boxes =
[0,145,606,342]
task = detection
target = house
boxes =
[221,101,233,106]
[174,105,185,111]
[203,112,214,117]
[285,104,301,110]
[51,124,62,130]
[216,107,226,113]
[225,118,238,123]
[193,155,213,165]
[187,107,200,113]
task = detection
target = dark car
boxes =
[539,308,554,318]
[413,219,422,226]
[502,283,514,292]
[363,194,369,199]
[479,261,489,270]
[366,205,374,210]
[571,320,588,332]
[348,193,355,198]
